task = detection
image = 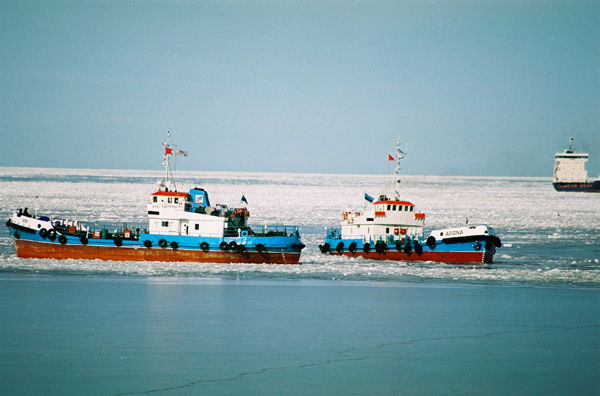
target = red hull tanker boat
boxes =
[6,133,305,264]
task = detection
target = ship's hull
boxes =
[8,225,302,265]
[329,249,492,264]
[553,181,600,192]
[322,237,497,264]
[14,239,300,264]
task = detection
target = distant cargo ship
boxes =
[553,137,600,192]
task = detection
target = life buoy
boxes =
[200,242,209,252]
[39,228,48,238]
[170,241,178,250]
[395,241,403,251]
[394,228,399,235]
[113,237,123,247]
[158,239,168,248]
[414,241,423,255]
[348,242,357,253]
[426,236,436,249]
[58,235,67,244]
[47,229,57,241]
[255,243,265,253]
[144,240,152,248]
[363,242,371,253]
[319,243,330,254]
[228,241,238,251]
[14,231,20,239]
[80,236,88,245]
[236,244,246,253]
[335,242,344,253]
[220,241,229,251]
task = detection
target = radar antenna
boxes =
[394,138,405,200]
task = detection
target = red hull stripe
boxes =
[15,240,300,265]
[332,250,491,264]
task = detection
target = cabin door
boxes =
[181,220,189,236]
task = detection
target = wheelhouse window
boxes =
[393,205,397,211]
[174,198,179,204]
[153,196,157,203]
[387,204,391,210]
[168,197,172,203]
[195,224,199,230]
[161,221,169,227]
[386,227,389,233]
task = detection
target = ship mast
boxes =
[159,131,188,192]
[393,138,405,200]
[567,136,574,153]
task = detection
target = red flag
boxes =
[388,154,395,161]
[165,147,173,155]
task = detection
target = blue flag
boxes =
[364,193,374,203]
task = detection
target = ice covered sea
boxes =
[1,167,599,395]
[0,167,598,284]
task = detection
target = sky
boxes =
[1,0,598,177]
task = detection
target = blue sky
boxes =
[1,0,598,176]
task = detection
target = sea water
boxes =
[0,168,598,395]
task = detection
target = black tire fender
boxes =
[348,242,357,253]
[414,241,423,255]
[426,236,436,249]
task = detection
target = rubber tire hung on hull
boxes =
[319,243,330,254]
[200,242,209,252]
